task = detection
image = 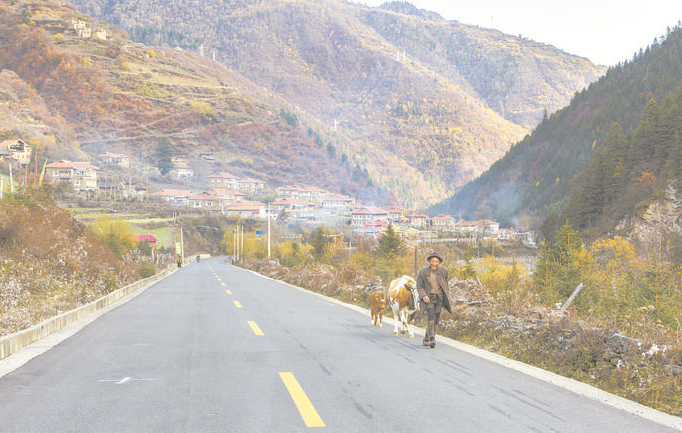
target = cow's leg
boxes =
[406,313,414,338]
[391,303,400,335]
[378,311,383,327]
[401,311,412,336]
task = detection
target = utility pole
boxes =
[267,203,271,258]
[349,235,352,262]
[414,244,418,277]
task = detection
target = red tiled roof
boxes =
[133,234,158,242]
[46,160,97,169]
[209,188,245,196]
[150,189,194,196]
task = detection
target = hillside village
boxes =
[0,138,534,243]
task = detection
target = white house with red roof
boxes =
[432,214,456,231]
[150,189,195,205]
[453,219,478,233]
[46,160,98,190]
[272,197,316,220]
[321,193,354,216]
[276,185,303,199]
[482,219,500,234]
[209,172,240,189]
[0,139,31,164]
[223,201,266,219]
[350,206,389,227]
[188,191,220,210]
[303,186,328,203]
[98,152,130,167]
[406,211,430,228]
[387,207,405,222]
[238,177,266,194]
[171,161,194,178]
[209,188,245,203]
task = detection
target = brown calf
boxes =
[370,292,386,327]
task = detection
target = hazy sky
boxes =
[352,0,682,66]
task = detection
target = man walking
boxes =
[416,252,452,348]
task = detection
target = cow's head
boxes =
[404,276,419,312]
[373,294,386,312]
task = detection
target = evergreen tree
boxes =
[539,208,559,244]
[602,122,629,202]
[156,137,174,175]
[577,147,606,229]
[461,246,477,279]
[534,222,586,304]
[630,98,662,171]
[311,227,327,258]
[377,222,403,258]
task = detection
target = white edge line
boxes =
[239,265,682,431]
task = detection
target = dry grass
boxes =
[0,201,170,336]
[243,256,682,417]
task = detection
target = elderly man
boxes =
[416,252,452,348]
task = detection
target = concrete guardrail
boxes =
[0,265,178,361]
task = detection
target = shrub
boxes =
[139,261,156,279]
[89,217,135,260]
[102,272,118,294]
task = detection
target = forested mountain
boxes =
[432,24,682,230]
[53,0,603,206]
[550,77,682,243]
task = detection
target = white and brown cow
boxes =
[387,275,419,338]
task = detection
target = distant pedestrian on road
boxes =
[416,252,452,348]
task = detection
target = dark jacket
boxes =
[416,265,452,314]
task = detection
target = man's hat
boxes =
[427,252,443,263]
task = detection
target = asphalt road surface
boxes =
[0,257,680,432]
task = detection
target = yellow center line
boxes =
[279,372,325,428]
[221,282,226,286]
[233,300,242,308]
[247,321,264,336]
[225,290,232,295]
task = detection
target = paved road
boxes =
[0,257,680,432]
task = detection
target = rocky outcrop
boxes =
[613,182,682,249]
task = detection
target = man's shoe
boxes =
[423,339,431,346]
[430,338,436,348]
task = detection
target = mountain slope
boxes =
[361,2,603,129]
[0,0,383,198]
[61,0,604,206]
[432,25,682,226]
